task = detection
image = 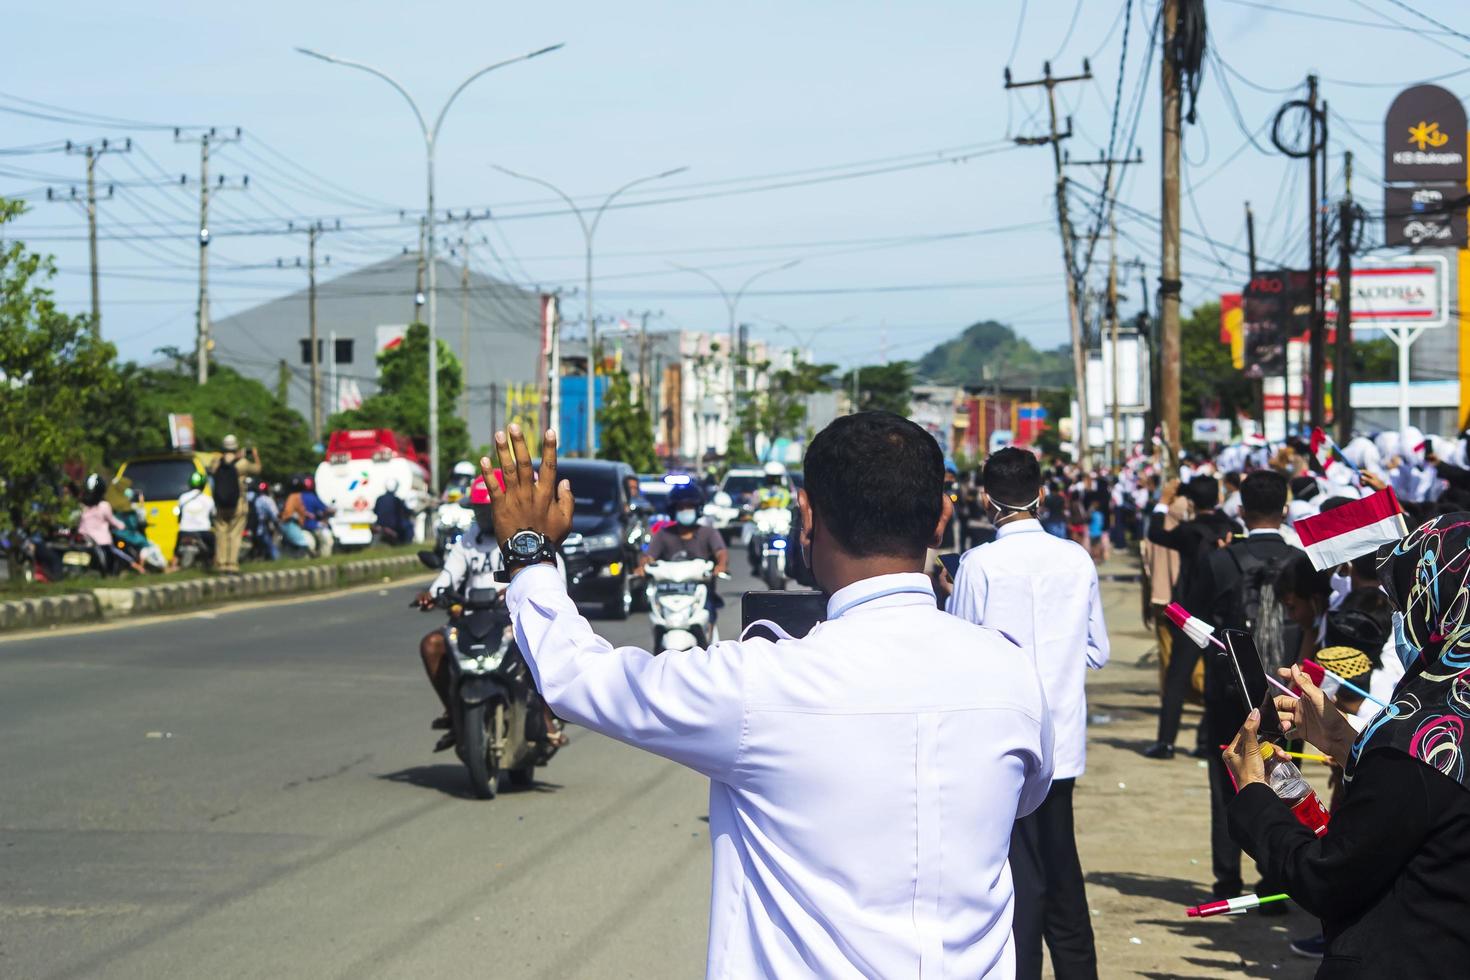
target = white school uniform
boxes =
[508,565,1053,978]
[947,519,1109,780]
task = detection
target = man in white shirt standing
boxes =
[486,414,1053,978]
[946,447,1109,980]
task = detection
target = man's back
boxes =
[510,568,1052,978]
[949,521,1108,780]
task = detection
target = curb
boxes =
[0,554,424,633]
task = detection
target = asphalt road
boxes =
[0,568,766,979]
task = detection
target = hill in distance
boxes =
[914,320,1072,390]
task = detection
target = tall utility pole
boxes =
[444,210,491,422]
[58,138,132,334]
[413,216,427,323]
[1160,0,1183,466]
[1065,148,1143,465]
[1335,151,1356,445]
[1006,60,1094,463]
[1244,201,1257,277]
[176,126,245,385]
[265,223,332,443]
[1306,75,1327,429]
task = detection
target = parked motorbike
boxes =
[175,530,213,570]
[748,507,792,591]
[646,559,718,654]
[414,551,560,799]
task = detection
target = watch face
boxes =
[508,530,543,559]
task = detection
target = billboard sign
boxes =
[1191,418,1232,443]
[1241,269,1311,378]
[1383,184,1467,247]
[1384,84,1467,184]
[1325,255,1449,330]
[168,413,196,452]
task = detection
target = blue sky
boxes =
[4,0,1468,374]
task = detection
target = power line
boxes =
[1377,0,1470,45]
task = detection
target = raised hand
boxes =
[482,424,574,552]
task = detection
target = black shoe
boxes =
[1189,745,1213,759]
[1258,899,1290,917]
[433,732,456,753]
[1289,934,1325,958]
[1143,742,1176,760]
[1212,881,1244,900]
[431,713,450,731]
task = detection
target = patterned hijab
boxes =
[1350,513,1470,789]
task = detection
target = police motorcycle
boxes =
[434,461,478,559]
[646,559,719,653]
[745,462,793,590]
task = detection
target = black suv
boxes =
[555,459,649,619]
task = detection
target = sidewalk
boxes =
[1074,554,1317,979]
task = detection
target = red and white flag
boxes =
[1294,488,1407,570]
[1308,427,1335,474]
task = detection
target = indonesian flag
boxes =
[1309,427,1335,474]
[1295,488,1407,570]
[1164,602,1222,650]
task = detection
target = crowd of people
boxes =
[6,433,427,583]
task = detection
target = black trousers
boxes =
[1011,778,1097,980]
[1204,699,1279,895]
[1154,624,1202,747]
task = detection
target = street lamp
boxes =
[671,260,800,444]
[493,164,688,457]
[297,42,564,489]
[757,315,858,361]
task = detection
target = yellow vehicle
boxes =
[114,452,214,562]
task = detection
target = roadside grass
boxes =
[0,544,424,599]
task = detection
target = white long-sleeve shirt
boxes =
[508,565,1053,978]
[947,519,1109,781]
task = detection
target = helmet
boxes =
[762,461,787,478]
[384,478,399,493]
[189,471,206,490]
[467,470,506,505]
[670,484,704,510]
[452,460,476,479]
[255,480,269,494]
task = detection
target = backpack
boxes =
[213,459,240,513]
[1223,544,1293,675]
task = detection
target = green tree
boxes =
[101,352,316,480]
[1180,301,1254,443]
[1352,335,1397,382]
[599,369,657,472]
[735,358,836,457]
[327,322,468,478]
[0,197,122,524]
[841,362,913,416]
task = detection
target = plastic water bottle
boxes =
[1261,743,1330,836]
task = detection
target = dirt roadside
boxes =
[1072,562,1319,979]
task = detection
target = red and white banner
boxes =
[1295,489,1407,570]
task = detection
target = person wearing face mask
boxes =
[639,484,729,627]
[1223,514,1470,978]
[943,446,1108,980]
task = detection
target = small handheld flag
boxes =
[1309,427,1360,479]
[1294,488,1407,571]
[1164,603,1226,651]
[1186,893,1290,918]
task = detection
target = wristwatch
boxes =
[498,528,558,576]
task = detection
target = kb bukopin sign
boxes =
[1384,84,1467,184]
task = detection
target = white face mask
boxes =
[675,509,697,527]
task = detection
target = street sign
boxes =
[1191,418,1232,443]
[1384,84,1467,184]
[1325,255,1449,330]
[1384,185,1467,247]
[168,413,196,452]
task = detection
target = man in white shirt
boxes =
[946,447,1109,980]
[176,472,217,560]
[486,415,1053,978]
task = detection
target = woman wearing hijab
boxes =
[1223,513,1470,977]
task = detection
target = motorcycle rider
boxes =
[640,484,729,628]
[415,472,565,751]
[748,461,793,571]
[176,471,217,566]
[442,460,477,503]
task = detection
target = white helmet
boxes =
[762,461,787,478]
[452,460,476,479]
[384,478,399,493]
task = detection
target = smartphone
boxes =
[741,591,826,642]
[1221,628,1287,742]
[937,553,962,579]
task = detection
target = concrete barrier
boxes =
[0,553,425,634]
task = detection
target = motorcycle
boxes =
[175,530,212,570]
[748,507,793,591]
[646,559,718,654]
[434,499,474,559]
[415,551,560,799]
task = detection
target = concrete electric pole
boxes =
[176,126,245,385]
[1159,0,1183,466]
